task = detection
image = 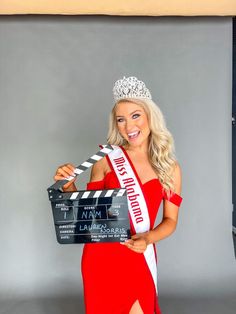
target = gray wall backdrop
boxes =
[0,16,235,314]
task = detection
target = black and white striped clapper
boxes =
[47,145,131,244]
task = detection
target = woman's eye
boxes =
[132,114,140,119]
[117,118,124,123]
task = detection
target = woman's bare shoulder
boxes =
[172,161,182,193]
[89,156,110,182]
[173,161,182,177]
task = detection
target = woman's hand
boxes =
[122,232,150,253]
[54,163,77,191]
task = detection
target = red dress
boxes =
[81,153,182,314]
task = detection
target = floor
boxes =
[1,294,236,314]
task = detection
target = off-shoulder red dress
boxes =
[81,154,182,314]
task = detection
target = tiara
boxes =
[113,76,152,102]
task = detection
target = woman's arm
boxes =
[146,161,182,244]
[54,156,107,193]
[123,162,182,253]
[89,157,107,182]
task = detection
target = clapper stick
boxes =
[48,144,114,191]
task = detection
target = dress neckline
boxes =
[104,170,159,187]
[119,146,160,186]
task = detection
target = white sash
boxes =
[104,145,158,293]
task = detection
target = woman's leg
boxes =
[129,300,144,314]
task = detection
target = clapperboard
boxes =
[47,145,131,244]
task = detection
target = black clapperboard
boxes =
[47,145,131,244]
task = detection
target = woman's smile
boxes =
[128,130,141,140]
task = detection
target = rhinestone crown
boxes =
[113,76,152,102]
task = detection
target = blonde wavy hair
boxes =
[107,98,177,196]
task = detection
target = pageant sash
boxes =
[104,145,158,293]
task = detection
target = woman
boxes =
[54,76,182,314]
